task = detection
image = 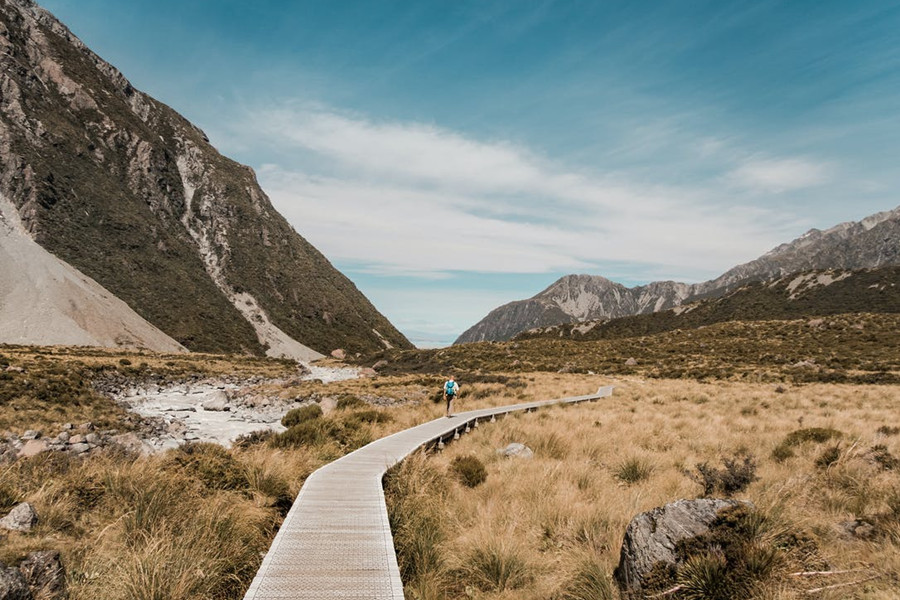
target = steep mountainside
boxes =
[0,0,411,358]
[1,194,186,352]
[457,206,900,343]
[516,266,900,342]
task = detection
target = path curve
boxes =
[243,386,614,599]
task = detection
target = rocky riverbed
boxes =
[117,363,366,450]
[1,362,370,462]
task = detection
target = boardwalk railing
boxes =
[243,385,614,600]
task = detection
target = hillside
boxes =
[0,0,411,358]
[516,266,900,342]
[0,194,186,352]
[456,206,900,344]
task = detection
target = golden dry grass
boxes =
[386,375,900,599]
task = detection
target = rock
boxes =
[624,357,638,366]
[4,366,24,373]
[19,550,66,600]
[163,404,196,412]
[201,398,229,412]
[110,433,148,454]
[183,432,199,441]
[68,443,90,455]
[358,368,377,378]
[614,498,750,595]
[330,349,346,360]
[79,423,94,431]
[84,433,100,445]
[61,423,73,431]
[497,443,534,459]
[67,435,85,445]
[372,360,388,370]
[0,563,30,600]
[55,431,69,443]
[21,431,40,441]
[16,440,48,459]
[0,502,38,532]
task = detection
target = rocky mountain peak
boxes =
[457,204,900,344]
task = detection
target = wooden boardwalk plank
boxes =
[243,386,614,599]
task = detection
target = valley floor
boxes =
[1,343,898,599]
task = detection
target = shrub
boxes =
[118,358,132,366]
[342,409,392,427]
[233,429,275,448]
[771,444,795,462]
[870,444,899,470]
[615,458,653,485]
[450,455,487,488]
[877,425,900,436]
[690,454,757,496]
[336,395,367,410]
[271,419,341,448]
[281,403,322,427]
[815,444,841,469]
[166,442,249,491]
[783,427,842,446]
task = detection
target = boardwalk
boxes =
[243,386,614,600]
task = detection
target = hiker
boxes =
[443,376,460,417]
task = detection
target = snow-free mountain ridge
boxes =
[0,0,411,357]
[456,205,900,344]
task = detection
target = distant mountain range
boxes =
[456,205,900,344]
[0,0,411,358]
[515,266,900,342]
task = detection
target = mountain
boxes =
[0,0,411,359]
[456,205,900,344]
[1,194,186,352]
[515,266,900,342]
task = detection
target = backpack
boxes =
[445,381,456,396]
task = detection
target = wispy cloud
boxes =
[245,105,801,280]
[729,156,831,193]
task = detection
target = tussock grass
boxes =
[386,376,900,599]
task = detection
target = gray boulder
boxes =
[497,443,534,459]
[614,498,750,596]
[19,551,66,600]
[0,503,38,532]
[0,563,30,600]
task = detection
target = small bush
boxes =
[342,409,392,427]
[166,442,249,491]
[271,419,341,448]
[771,443,795,462]
[870,444,899,470]
[877,425,900,436]
[815,444,841,469]
[690,454,757,496]
[783,427,842,447]
[450,455,487,488]
[336,395,367,410]
[281,404,322,427]
[233,429,275,448]
[118,358,132,366]
[615,458,653,485]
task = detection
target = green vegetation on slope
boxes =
[517,267,900,343]
[0,3,411,355]
[367,313,900,384]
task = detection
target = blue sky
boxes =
[40,0,900,346]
